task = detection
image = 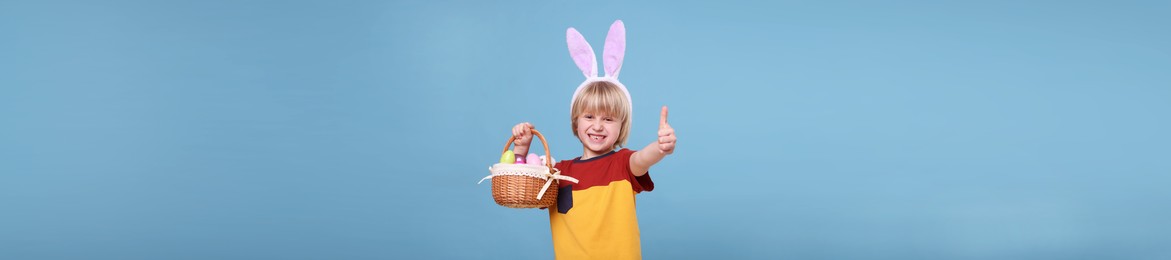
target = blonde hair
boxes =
[571,81,632,150]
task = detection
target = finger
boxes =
[659,143,674,153]
[659,128,673,137]
[660,136,674,144]
[659,106,669,128]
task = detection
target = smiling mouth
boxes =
[587,134,606,143]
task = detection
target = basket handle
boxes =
[502,129,554,170]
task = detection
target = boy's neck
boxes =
[580,148,613,160]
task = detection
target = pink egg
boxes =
[526,153,541,165]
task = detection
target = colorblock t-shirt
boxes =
[549,148,654,259]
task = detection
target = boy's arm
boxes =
[630,106,676,176]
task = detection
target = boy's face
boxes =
[575,110,621,154]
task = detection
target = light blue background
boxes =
[2,0,1169,259]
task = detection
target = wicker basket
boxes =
[479,129,578,208]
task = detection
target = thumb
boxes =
[659,106,669,128]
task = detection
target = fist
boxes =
[658,106,676,154]
[512,122,534,146]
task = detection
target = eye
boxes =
[583,114,594,119]
[603,117,615,122]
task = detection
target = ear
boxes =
[566,28,597,78]
[602,20,626,78]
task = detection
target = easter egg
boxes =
[515,157,525,164]
[526,153,541,165]
[499,150,515,164]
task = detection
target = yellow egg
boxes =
[499,150,515,164]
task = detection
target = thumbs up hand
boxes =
[658,106,676,155]
[629,106,677,176]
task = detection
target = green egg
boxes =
[499,150,515,164]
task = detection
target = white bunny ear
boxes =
[602,20,626,78]
[567,28,597,78]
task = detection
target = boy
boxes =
[509,20,677,260]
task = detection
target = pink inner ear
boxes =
[603,20,626,78]
[566,28,597,78]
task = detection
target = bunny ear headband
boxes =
[567,20,632,114]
